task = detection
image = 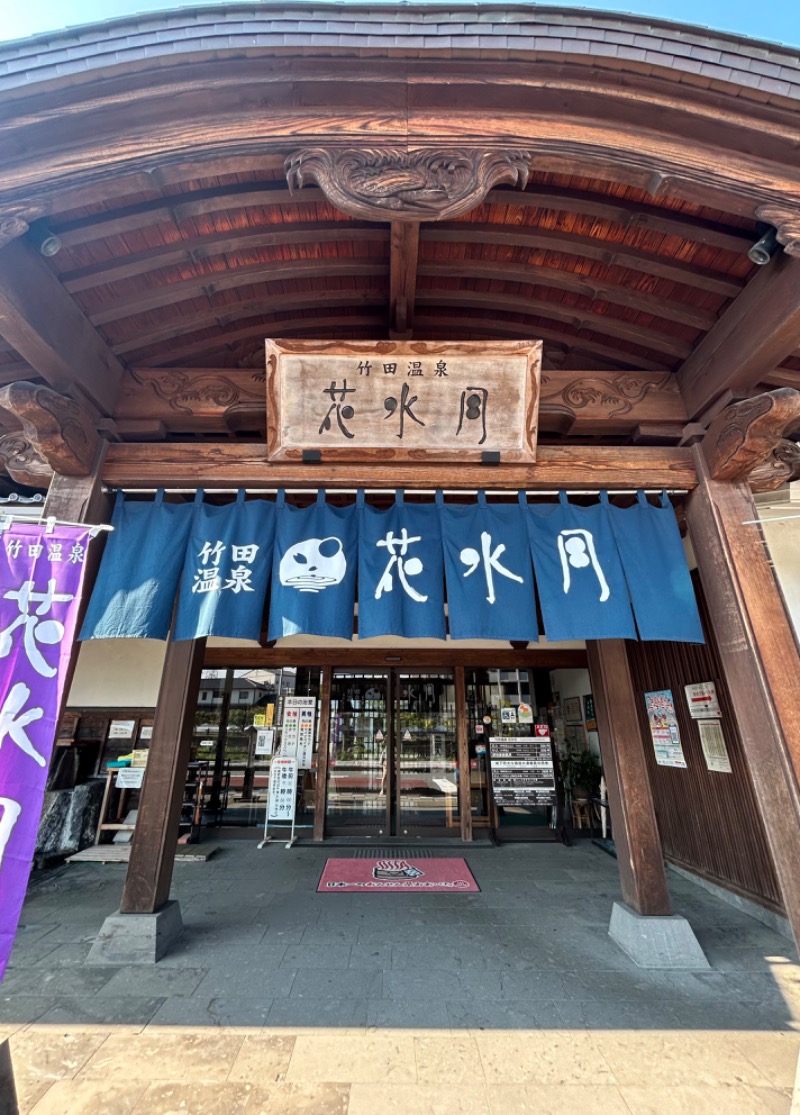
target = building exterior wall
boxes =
[626,580,783,912]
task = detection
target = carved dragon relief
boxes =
[703,388,800,483]
[539,372,676,419]
[285,148,531,222]
[127,368,265,415]
[0,434,53,487]
[756,206,800,258]
[0,382,99,477]
[749,439,800,492]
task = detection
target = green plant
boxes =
[562,750,602,797]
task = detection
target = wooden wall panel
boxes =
[625,576,783,912]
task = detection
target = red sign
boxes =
[535,724,551,738]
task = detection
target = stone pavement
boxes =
[2,839,799,1114]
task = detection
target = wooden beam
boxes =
[109,290,388,356]
[587,640,672,917]
[103,441,697,490]
[204,647,589,670]
[423,225,742,299]
[685,449,800,949]
[678,253,800,420]
[114,367,686,436]
[61,224,385,293]
[418,262,715,331]
[389,222,420,339]
[484,186,752,253]
[415,290,692,359]
[414,315,671,371]
[90,260,389,327]
[120,637,206,915]
[132,314,388,365]
[0,238,124,415]
[111,277,690,361]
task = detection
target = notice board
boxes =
[488,732,556,807]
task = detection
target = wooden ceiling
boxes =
[0,3,799,456]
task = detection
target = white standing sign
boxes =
[258,756,299,849]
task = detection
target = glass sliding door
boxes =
[326,672,390,835]
[395,672,459,836]
[324,669,459,838]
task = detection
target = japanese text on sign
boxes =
[266,341,541,463]
[267,756,298,823]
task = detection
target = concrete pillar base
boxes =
[609,900,710,969]
[87,899,183,964]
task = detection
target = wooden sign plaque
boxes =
[265,339,542,463]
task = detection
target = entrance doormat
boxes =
[318,857,480,893]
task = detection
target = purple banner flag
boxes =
[0,522,95,980]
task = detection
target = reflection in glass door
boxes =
[395,673,459,836]
[326,672,390,835]
[325,670,458,837]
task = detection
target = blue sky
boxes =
[2,0,799,49]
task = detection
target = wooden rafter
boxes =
[49,179,749,255]
[678,253,800,419]
[424,226,743,298]
[107,283,688,363]
[0,238,124,415]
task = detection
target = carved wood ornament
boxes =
[285,148,531,222]
[749,440,800,492]
[0,434,53,487]
[756,206,800,258]
[0,381,100,477]
[702,388,800,483]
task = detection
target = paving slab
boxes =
[2,839,799,1114]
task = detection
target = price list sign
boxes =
[488,732,556,806]
[281,696,316,769]
[266,756,298,823]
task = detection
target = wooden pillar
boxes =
[43,443,111,723]
[586,639,672,916]
[686,446,800,947]
[313,666,332,842]
[119,636,205,914]
[455,666,472,842]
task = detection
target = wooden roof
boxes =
[0,3,799,457]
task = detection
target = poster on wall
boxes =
[254,728,275,756]
[108,720,136,740]
[501,707,517,724]
[644,690,687,768]
[280,696,316,769]
[583,695,597,732]
[698,720,732,773]
[563,697,583,723]
[684,682,721,720]
[565,724,586,754]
